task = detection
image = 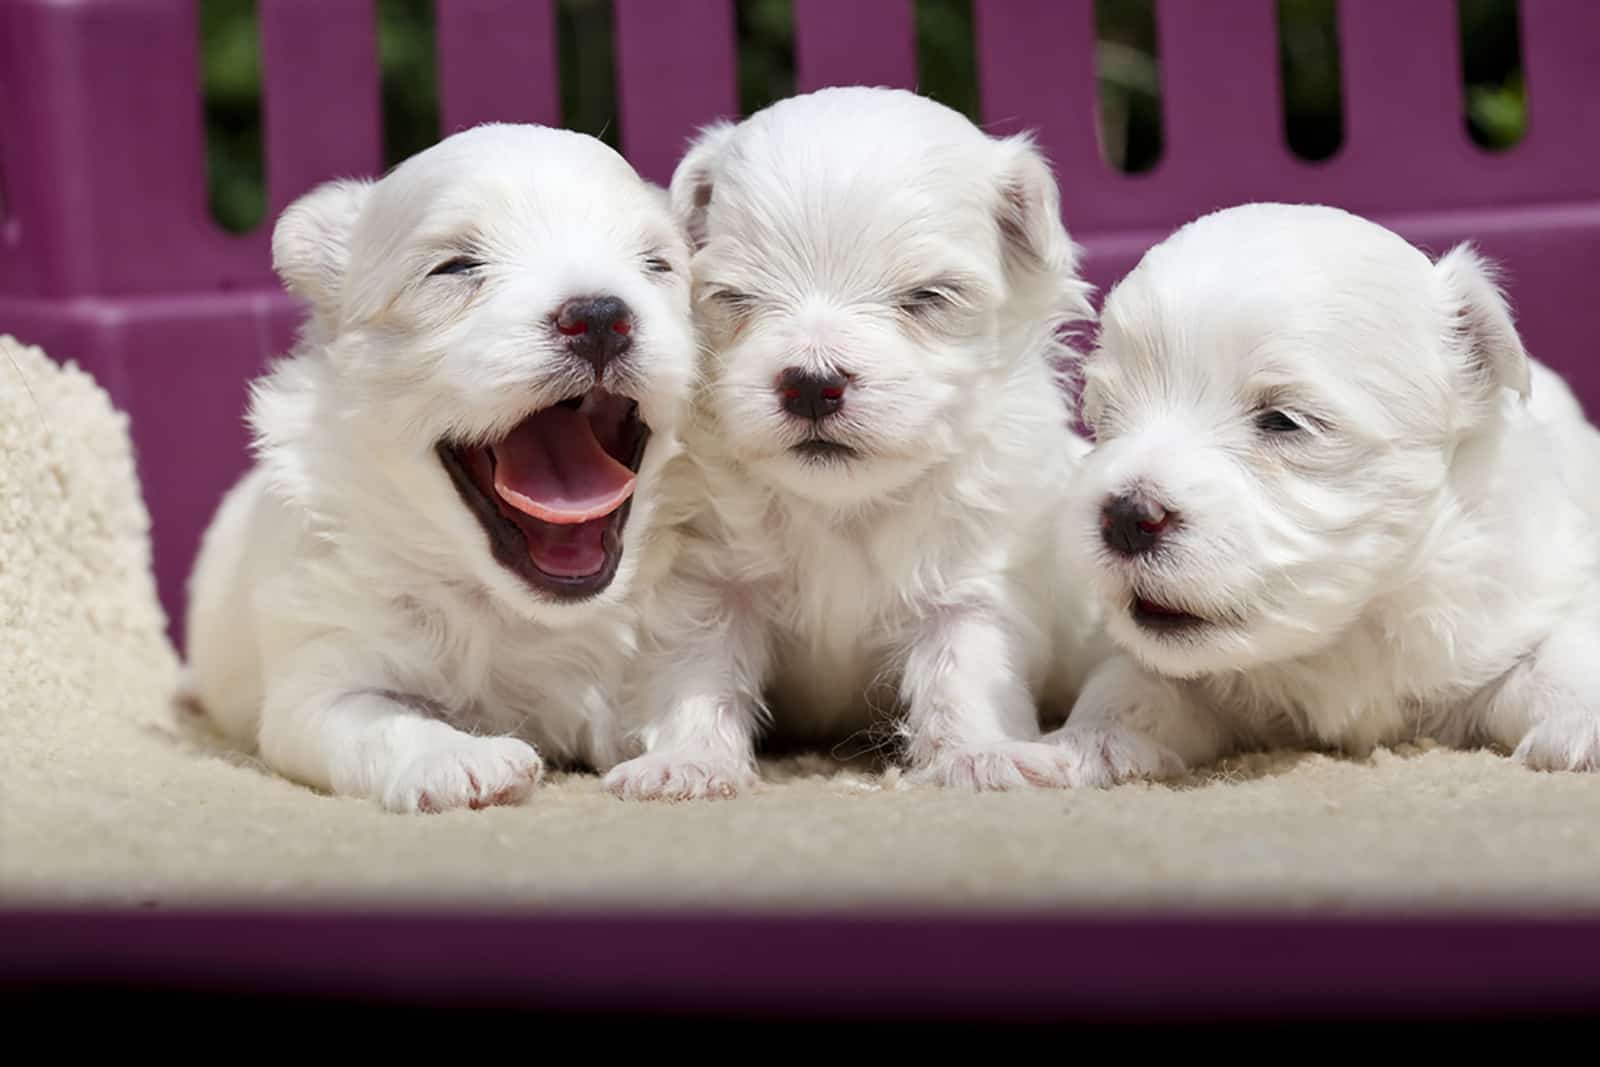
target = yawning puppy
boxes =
[604,88,1104,799]
[1051,202,1600,784]
[185,124,695,812]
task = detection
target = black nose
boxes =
[778,367,849,420]
[555,295,633,373]
[1101,492,1173,557]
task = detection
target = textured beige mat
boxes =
[5,335,1598,914]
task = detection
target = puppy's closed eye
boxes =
[428,256,484,278]
[895,282,964,317]
[704,287,758,315]
[643,254,674,275]
[1254,409,1304,435]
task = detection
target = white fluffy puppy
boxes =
[604,87,1104,799]
[185,124,696,812]
[1052,202,1600,784]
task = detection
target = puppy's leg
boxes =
[900,601,1080,790]
[604,579,768,800]
[259,645,541,813]
[1476,620,1600,772]
[1045,653,1229,786]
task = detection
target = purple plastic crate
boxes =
[4,909,1600,1022]
[2,0,1598,640]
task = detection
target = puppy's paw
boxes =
[603,752,758,801]
[1512,713,1600,773]
[381,736,543,813]
[910,741,1078,791]
[1049,724,1186,788]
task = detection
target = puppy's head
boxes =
[1073,203,1529,677]
[670,87,1091,506]
[268,123,695,621]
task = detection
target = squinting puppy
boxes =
[185,124,696,812]
[605,87,1104,799]
[1052,202,1600,784]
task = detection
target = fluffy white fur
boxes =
[1051,202,1600,784]
[605,88,1105,799]
[185,124,696,812]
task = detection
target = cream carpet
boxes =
[5,334,1599,915]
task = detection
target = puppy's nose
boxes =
[555,295,633,373]
[778,367,849,420]
[1101,492,1173,557]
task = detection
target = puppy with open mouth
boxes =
[184,124,695,812]
[1051,202,1600,784]
[604,87,1105,799]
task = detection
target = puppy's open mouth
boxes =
[1130,595,1209,633]
[437,388,650,600]
[789,439,858,462]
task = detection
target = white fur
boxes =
[605,88,1105,799]
[1051,203,1600,782]
[186,124,697,812]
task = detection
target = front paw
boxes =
[910,741,1079,791]
[381,736,544,813]
[1048,724,1186,787]
[1513,713,1600,772]
[603,752,758,801]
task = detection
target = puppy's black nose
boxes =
[1101,492,1173,557]
[778,367,848,420]
[556,295,633,373]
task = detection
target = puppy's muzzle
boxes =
[556,295,633,374]
[1101,491,1174,557]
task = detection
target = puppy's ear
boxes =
[993,134,1093,322]
[669,121,736,251]
[271,179,373,317]
[1435,243,1531,403]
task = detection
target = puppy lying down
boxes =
[185,125,696,812]
[1052,202,1600,783]
[605,87,1106,799]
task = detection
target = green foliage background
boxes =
[201,0,1529,232]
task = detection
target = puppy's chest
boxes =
[400,605,625,757]
[744,526,924,730]
[1209,630,1509,750]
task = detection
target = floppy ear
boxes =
[1434,242,1531,403]
[992,134,1094,323]
[271,178,373,320]
[668,121,737,252]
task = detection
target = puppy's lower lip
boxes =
[790,439,857,461]
[1131,596,1208,632]
[437,388,650,599]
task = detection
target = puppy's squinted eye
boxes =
[644,255,674,275]
[896,284,961,316]
[428,256,484,278]
[1254,409,1305,435]
[705,288,758,315]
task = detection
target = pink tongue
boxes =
[493,405,636,525]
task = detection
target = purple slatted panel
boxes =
[613,0,738,185]
[1335,0,1468,212]
[436,0,559,134]
[973,1,1108,224]
[1151,0,1289,221]
[115,291,301,633]
[793,0,917,94]
[1515,0,1600,200]
[259,0,382,220]
[0,0,77,297]
[0,0,215,297]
